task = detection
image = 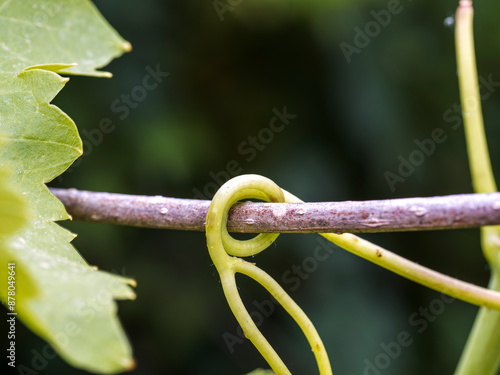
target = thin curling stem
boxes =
[454,1,500,374]
[205,175,332,375]
[283,190,500,310]
[206,175,500,375]
[455,0,496,194]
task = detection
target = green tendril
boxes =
[206,174,500,374]
[205,174,332,375]
[454,1,500,374]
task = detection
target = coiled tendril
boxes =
[205,174,332,375]
[206,174,500,374]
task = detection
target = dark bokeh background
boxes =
[12,0,500,374]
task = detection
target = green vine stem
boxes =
[205,175,332,375]
[455,1,497,195]
[283,191,500,310]
[206,175,500,374]
[454,1,500,374]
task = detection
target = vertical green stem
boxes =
[455,274,500,374]
[454,1,500,374]
[455,1,497,194]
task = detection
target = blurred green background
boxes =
[14,0,500,374]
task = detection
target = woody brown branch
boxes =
[50,188,500,234]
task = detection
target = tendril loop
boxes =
[205,174,332,375]
[206,174,500,374]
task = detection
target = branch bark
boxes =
[50,188,500,234]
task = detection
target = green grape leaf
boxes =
[0,0,135,373]
[0,144,32,303]
[0,140,26,238]
[0,0,131,77]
